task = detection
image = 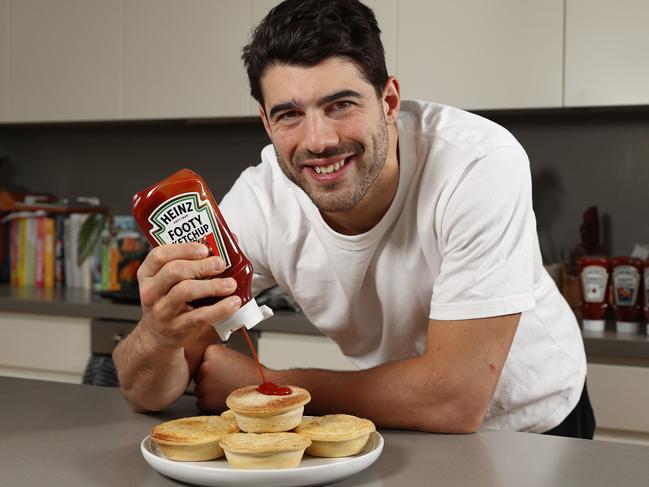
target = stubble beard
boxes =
[274,112,389,213]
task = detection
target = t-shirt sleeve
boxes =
[428,144,537,321]
[219,171,277,297]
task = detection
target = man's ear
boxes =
[382,76,401,124]
[259,104,272,139]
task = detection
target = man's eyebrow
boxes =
[318,90,363,105]
[269,101,299,120]
[268,90,364,120]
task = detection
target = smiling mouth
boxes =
[313,159,347,175]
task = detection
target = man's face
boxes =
[259,57,389,213]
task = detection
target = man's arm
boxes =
[194,313,519,433]
[112,242,242,413]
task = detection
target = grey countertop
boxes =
[2,284,649,363]
[2,376,649,487]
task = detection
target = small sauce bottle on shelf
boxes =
[578,256,611,332]
[132,168,273,341]
[611,256,642,334]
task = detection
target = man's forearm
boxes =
[267,355,485,433]
[112,325,190,412]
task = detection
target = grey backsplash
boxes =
[0,108,648,261]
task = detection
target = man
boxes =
[113,0,594,437]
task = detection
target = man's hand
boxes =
[193,344,263,412]
[136,243,242,350]
[113,242,242,412]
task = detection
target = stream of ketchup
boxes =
[241,328,291,396]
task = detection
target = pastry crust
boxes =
[226,385,311,433]
[226,385,311,416]
[295,414,376,457]
[150,415,239,461]
[219,432,311,469]
[220,409,236,421]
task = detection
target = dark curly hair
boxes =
[242,0,388,106]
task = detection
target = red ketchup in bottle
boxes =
[132,169,286,395]
[578,256,611,332]
[612,256,643,334]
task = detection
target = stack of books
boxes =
[0,192,148,291]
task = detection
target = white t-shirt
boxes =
[219,100,586,433]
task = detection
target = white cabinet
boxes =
[397,0,564,110]
[565,0,649,107]
[7,0,122,122]
[0,312,91,383]
[588,363,649,446]
[0,0,7,122]
[258,331,356,371]
[123,0,252,119]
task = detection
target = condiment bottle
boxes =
[132,168,272,340]
[578,256,611,332]
[611,256,642,334]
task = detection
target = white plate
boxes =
[141,431,383,487]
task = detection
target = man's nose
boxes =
[303,112,339,155]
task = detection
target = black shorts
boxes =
[543,381,596,439]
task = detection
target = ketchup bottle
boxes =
[578,256,611,332]
[131,168,272,340]
[611,256,642,334]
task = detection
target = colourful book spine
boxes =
[54,214,66,288]
[10,219,19,287]
[44,217,55,289]
[35,216,45,288]
[63,218,73,288]
[17,218,26,287]
[109,240,120,291]
[24,217,37,287]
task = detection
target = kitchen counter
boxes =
[2,376,649,487]
[2,284,649,363]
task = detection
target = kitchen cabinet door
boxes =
[123,0,252,119]
[565,0,649,107]
[588,363,649,445]
[7,0,121,122]
[0,312,91,383]
[258,331,356,371]
[397,0,563,110]
[0,0,7,122]
[248,0,398,115]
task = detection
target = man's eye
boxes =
[333,101,352,110]
[278,111,299,121]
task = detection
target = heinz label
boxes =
[148,192,231,268]
[580,265,608,303]
[613,265,640,306]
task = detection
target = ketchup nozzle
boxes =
[212,299,274,341]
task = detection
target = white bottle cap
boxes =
[582,319,605,332]
[616,321,639,334]
[211,298,274,341]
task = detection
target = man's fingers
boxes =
[177,295,242,331]
[161,277,238,313]
[139,256,227,304]
[137,243,209,280]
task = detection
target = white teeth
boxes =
[314,160,346,175]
